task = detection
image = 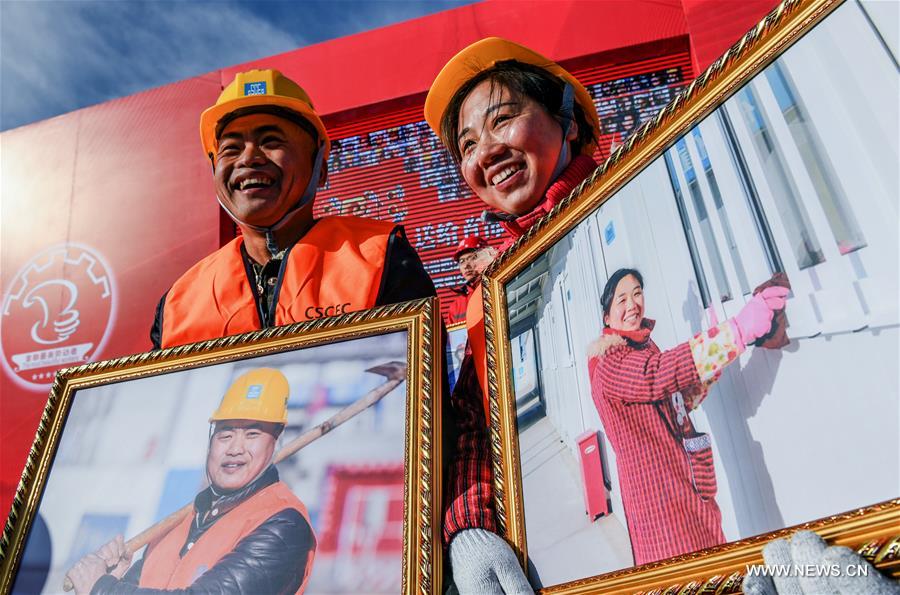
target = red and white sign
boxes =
[1,243,117,391]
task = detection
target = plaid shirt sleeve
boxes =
[598,341,699,404]
[443,345,498,545]
[596,320,743,405]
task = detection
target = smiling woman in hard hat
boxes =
[424,37,601,594]
[65,368,316,595]
[425,37,892,595]
[150,69,435,350]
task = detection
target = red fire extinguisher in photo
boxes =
[576,430,612,520]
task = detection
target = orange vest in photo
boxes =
[139,482,314,593]
[161,216,393,348]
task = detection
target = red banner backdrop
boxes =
[0,76,223,516]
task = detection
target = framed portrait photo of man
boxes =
[480,0,900,592]
[1,298,443,595]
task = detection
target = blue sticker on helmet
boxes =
[246,384,263,399]
[244,82,267,96]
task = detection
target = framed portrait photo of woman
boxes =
[480,0,900,592]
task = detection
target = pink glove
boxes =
[730,286,790,345]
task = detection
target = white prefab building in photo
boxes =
[511,2,899,586]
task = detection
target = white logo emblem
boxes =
[1,243,117,390]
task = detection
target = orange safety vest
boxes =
[161,216,394,348]
[465,284,491,426]
[139,482,315,593]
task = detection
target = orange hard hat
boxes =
[200,69,330,162]
[424,37,600,155]
[453,236,488,261]
[210,367,289,425]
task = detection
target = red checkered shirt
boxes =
[443,343,498,543]
[443,156,600,545]
[588,325,726,565]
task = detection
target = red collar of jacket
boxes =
[603,318,656,345]
[497,154,598,239]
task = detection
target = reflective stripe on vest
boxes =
[465,284,491,427]
[161,216,394,348]
[139,482,315,593]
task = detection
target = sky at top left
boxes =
[0,0,476,132]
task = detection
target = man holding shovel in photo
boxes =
[65,364,405,594]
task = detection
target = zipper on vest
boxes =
[266,246,292,327]
[241,252,268,329]
[241,244,294,329]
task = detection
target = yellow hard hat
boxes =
[199,69,331,162]
[210,368,289,425]
[424,37,600,155]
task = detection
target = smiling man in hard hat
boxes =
[150,69,435,349]
[66,368,316,595]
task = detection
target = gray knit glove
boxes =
[743,530,900,595]
[449,529,534,594]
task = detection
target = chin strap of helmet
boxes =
[480,210,517,224]
[549,82,576,183]
[216,141,327,258]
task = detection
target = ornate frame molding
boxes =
[480,0,899,591]
[0,298,443,595]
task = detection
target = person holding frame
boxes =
[424,36,603,594]
[150,68,435,349]
[424,34,893,595]
[141,67,504,593]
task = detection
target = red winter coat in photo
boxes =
[587,319,734,565]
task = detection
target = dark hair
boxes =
[601,268,644,323]
[439,60,597,162]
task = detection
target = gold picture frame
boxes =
[481,0,900,592]
[0,298,442,595]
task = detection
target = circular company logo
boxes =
[1,243,117,391]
